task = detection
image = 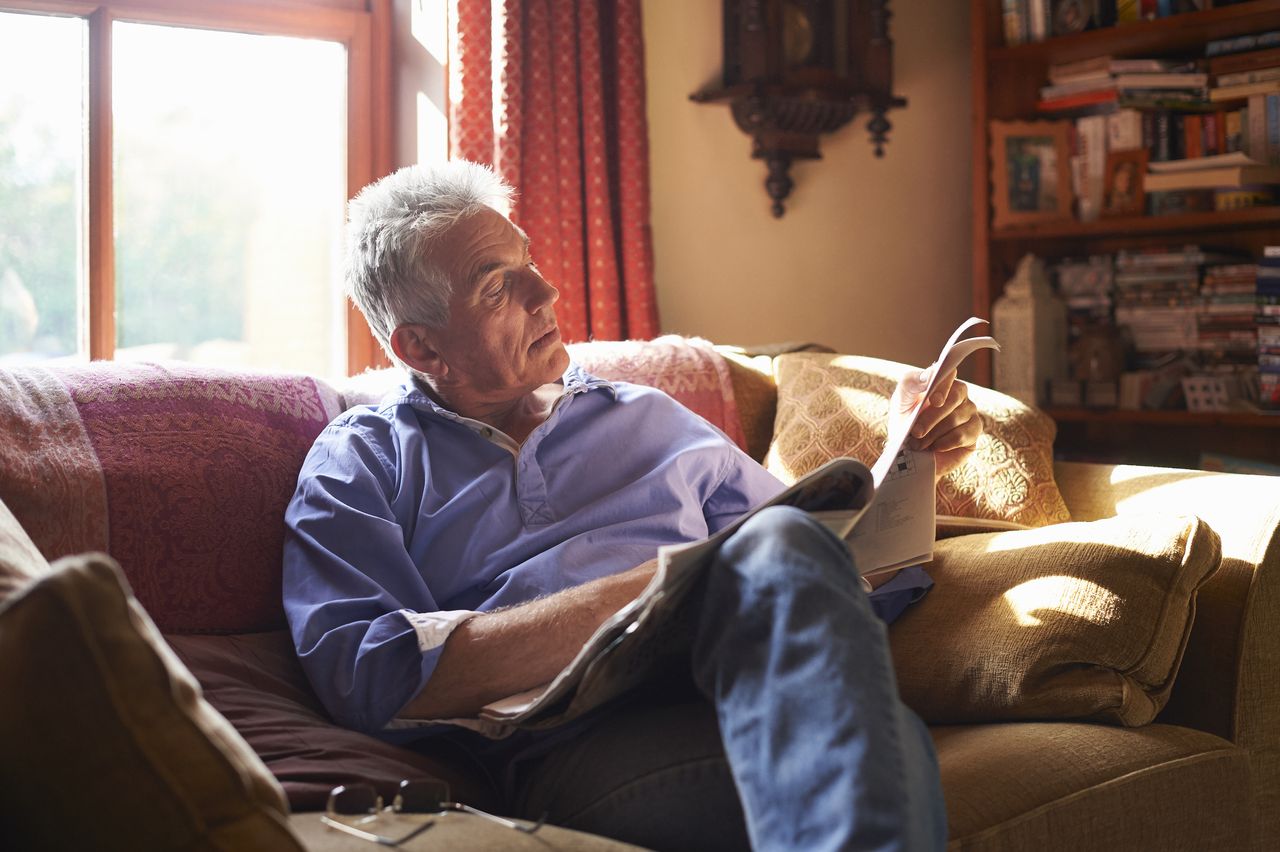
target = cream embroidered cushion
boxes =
[765,353,1070,527]
[889,514,1222,726]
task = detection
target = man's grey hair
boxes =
[345,161,515,361]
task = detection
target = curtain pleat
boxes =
[448,0,659,341]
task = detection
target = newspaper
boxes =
[478,318,999,730]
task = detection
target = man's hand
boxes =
[891,367,983,480]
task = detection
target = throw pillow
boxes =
[888,514,1222,726]
[0,552,303,851]
[766,353,1070,527]
[0,497,48,601]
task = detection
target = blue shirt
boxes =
[283,365,929,734]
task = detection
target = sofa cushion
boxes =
[43,361,342,633]
[934,722,1250,849]
[166,631,500,813]
[765,353,1070,527]
[890,514,1222,726]
[0,552,302,851]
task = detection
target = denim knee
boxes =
[715,504,860,596]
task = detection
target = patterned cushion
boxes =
[567,336,747,450]
[889,514,1223,726]
[765,353,1070,527]
[0,362,343,634]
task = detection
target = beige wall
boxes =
[643,0,973,367]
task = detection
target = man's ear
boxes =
[390,325,447,378]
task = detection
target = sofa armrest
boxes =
[1055,460,1280,847]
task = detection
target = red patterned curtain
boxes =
[448,0,659,341]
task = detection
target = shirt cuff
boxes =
[400,608,476,653]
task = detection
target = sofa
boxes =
[0,336,1275,851]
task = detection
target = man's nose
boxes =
[525,268,559,312]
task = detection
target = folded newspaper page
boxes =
[479,318,999,729]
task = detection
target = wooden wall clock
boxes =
[691,0,907,217]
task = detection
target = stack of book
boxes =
[1112,247,1205,352]
[1054,256,1114,342]
[1038,56,1208,113]
[1146,152,1280,213]
[1260,248,1280,410]
[1205,45,1280,193]
[1198,263,1260,364]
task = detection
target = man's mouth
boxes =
[530,326,560,350]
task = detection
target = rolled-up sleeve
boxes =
[283,420,472,734]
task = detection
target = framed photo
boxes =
[1103,149,1147,217]
[989,120,1074,230]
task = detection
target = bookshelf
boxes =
[971,0,1280,469]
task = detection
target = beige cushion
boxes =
[934,722,1250,850]
[766,353,1070,527]
[0,552,303,851]
[890,514,1222,726]
[0,496,48,601]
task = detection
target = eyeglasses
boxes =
[320,779,545,846]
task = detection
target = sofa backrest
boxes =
[0,361,343,634]
[0,338,761,635]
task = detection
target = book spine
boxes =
[1117,0,1139,23]
[1216,67,1280,88]
[1029,0,1048,42]
[1083,114,1107,222]
[1184,114,1203,159]
[1270,93,1280,165]
[1154,111,1172,161]
[1225,109,1243,153]
[1248,94,1268,160]
[1002,0,1025,47]
[1202,112,1215,156]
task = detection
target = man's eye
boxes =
[487,277,511,301]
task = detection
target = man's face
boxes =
[425,206,569,400]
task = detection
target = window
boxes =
[0,1,391,377]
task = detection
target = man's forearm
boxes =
[398,560,657,720]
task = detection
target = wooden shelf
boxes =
[988,0,1280,65]
[1046,407,1280,428]
[972,0,1280,470]
[991,206,1280,241]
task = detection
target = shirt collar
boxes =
[390,362,617,422]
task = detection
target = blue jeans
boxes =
[512,506,946,851]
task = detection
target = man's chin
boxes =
[547,343,571,378]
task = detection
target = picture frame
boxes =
[989,120,1074,230]
[1102,149,1147,217]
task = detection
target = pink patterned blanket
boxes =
[0,362,342,633]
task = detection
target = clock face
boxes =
[782,0,814,67]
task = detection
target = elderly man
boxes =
[284,161,982,851]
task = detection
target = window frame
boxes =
[1,0,393,375]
